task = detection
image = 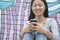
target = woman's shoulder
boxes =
[24,21,30,26]
[46,18,57,26]
[22,21,30,30]
[46,18,56,23]
[47,18,55,21]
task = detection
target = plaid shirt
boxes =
[0,0,60,40]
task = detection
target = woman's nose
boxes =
[36,6,40,9]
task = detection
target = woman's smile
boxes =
[35,9,41,13]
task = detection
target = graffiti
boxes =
[0,0,14,9]
[46,0,57,2]
[46,0,60,16]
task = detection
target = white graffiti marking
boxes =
[46,0,57,2]
[48,4,60,11]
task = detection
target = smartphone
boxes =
[30,19,37,26]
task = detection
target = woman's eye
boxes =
[33,5,42,7]
[39,4,42,7]
[33,5,37,7]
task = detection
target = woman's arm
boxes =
[19,21,30,39]
[19,21,34,40]
[44,19,59,40]
[19,30,25,40]
[44,29,52,40]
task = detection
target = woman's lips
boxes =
[35,10,40,13]
[35,9,41,12]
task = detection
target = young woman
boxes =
[20,0,59,40]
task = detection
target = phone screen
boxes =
[30,19,37,26]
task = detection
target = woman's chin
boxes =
[34,12,43,16]
[35,14,42,16]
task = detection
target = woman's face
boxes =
[32,0,46,16]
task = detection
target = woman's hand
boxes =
[30,22,48,33]
[22,25,33,33]
[20,23,36,37]
[20,24,33,39]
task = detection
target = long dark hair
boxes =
[28,0,48,20]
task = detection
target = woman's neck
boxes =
[35,15,46,23]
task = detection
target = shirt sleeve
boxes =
[50,19,60,40]
[22,21,30,30]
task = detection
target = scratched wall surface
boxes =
[0,0,60,40]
